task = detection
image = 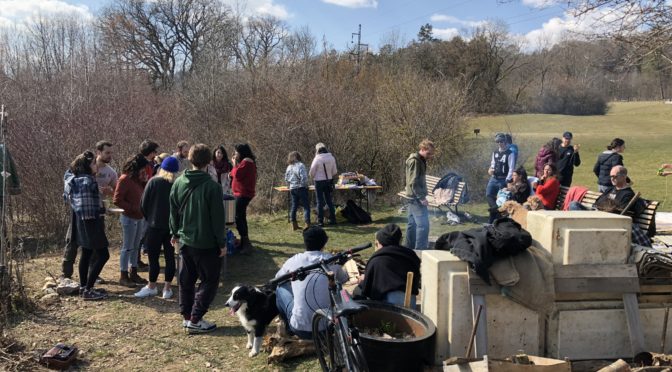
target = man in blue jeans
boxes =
[404,139,435,250]
[486,133,515,223]
[275,226,348,339]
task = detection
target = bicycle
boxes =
[267,242,372,372]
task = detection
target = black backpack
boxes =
[341,200,372,224]
[434,172,470,204]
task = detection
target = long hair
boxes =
[122,154,149,178]
[513,166,528,183]
[544,163,558,177]
[287,151,302,165]
[235,143,256,162]
[70,151,95,176]
[213,145,232,166]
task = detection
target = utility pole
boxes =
[350,24,368,74]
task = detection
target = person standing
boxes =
[62,141,116,281]
[486,134,514,224]
[285,151,310,231]
[594,138,625,192]
[139,140,160,178]
[534,138,561,178]
[113,154,149,287]
[63,151,109,300]
[207,144,233,196]
[135,156,179,299]
[309,143,338,227]
[170,144,226,334]
[556,132,581,187]
[230,143,257,252]
[404,139,435,250]
[174,141,191,174]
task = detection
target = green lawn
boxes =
[469,101,672,211]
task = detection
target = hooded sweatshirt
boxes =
[359,245,421,300]
[309,152,338,182]
[169,170,226,249]
[404,152,427,201]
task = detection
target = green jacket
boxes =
[404,152,427,201]
[169,170,226,249]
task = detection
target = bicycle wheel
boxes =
[312,311,345,371]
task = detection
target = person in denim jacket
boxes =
[285,151,310,230]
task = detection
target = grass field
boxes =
[7,101,671,370]
[470,101,672,211]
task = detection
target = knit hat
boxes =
[563,131,573,139]
[161,156,179,173]
[376,223,402,247]
[303,226,328,251]
[315,142,327,152]
[494,133,506,143]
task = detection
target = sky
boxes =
[0,0,607,52]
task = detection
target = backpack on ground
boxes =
[341,199,372,224]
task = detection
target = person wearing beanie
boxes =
[135,156,180,299]
[309,142,338,226]
[274,226,348,339]
[358,224,421,307]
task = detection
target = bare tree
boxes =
[232,15,288,75]
[99,0,234,89]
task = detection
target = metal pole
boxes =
[0,104,7,269]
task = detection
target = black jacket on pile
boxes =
[359,245,421,300]
[435,218,531,284]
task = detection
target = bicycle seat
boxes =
[334,298,368,318]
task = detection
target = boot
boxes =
[291,221,300,231]
[130,267,148,285]
[119,271,136,288]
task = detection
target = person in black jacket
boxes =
[593,138,625,192]
[358,224,420,308]
[556,131,581,187]
[135,156,180,299]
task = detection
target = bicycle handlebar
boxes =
[266,242,372,288]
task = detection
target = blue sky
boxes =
[0,0,599,51]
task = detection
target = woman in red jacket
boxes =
[532,163,560,209]
[230,143,257,252]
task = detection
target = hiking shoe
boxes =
[186,319,216,334]
[162,288,173,299]
[81,289,105,301]
[134,286,158,298]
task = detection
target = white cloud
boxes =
[430,14,487,28]
[321,0,378,9]
[433,27,460,41]
[522,0,560,9]
[0,0,92,26]
[223,0,291,20]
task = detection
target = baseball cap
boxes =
[562,131,573,139]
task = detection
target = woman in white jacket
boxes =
[309,143,338,226]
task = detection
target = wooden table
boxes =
[272,185,383,221]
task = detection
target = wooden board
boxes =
[554,265,640,294]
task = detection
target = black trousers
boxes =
[62,210,79,278]
[145,227,175,283]
[79,248,110,289]
[235,196,252,238]
[179,245,222,323]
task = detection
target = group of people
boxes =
[283,143,339,229]
[62,140,257,310]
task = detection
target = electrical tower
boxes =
[350,24,368,74]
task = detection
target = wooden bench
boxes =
[397,175,467,214]
[554,186,659,235]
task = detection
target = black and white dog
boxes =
[225,285,279,357]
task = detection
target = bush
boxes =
[539,84,609,115]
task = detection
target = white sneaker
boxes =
[134,286,158,298]
[162,288,173,299]
[186,319,216,334]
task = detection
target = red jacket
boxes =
[535,177,560,210]
[231,159,257,199]
[113,174,145,219]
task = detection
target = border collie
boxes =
[225,285,279,357]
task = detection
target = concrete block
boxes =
[555,308,672,359]
[526,211,631,265]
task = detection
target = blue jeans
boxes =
[384,290,417,309]
[568,201,590,211]
[275,283,313,340]
[486,177,507,223]
[406,201,429,250]
[315,180,335,224]
[119,214,144,272]
[290,187,310,224]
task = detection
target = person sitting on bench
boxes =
[569,165,650,246]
